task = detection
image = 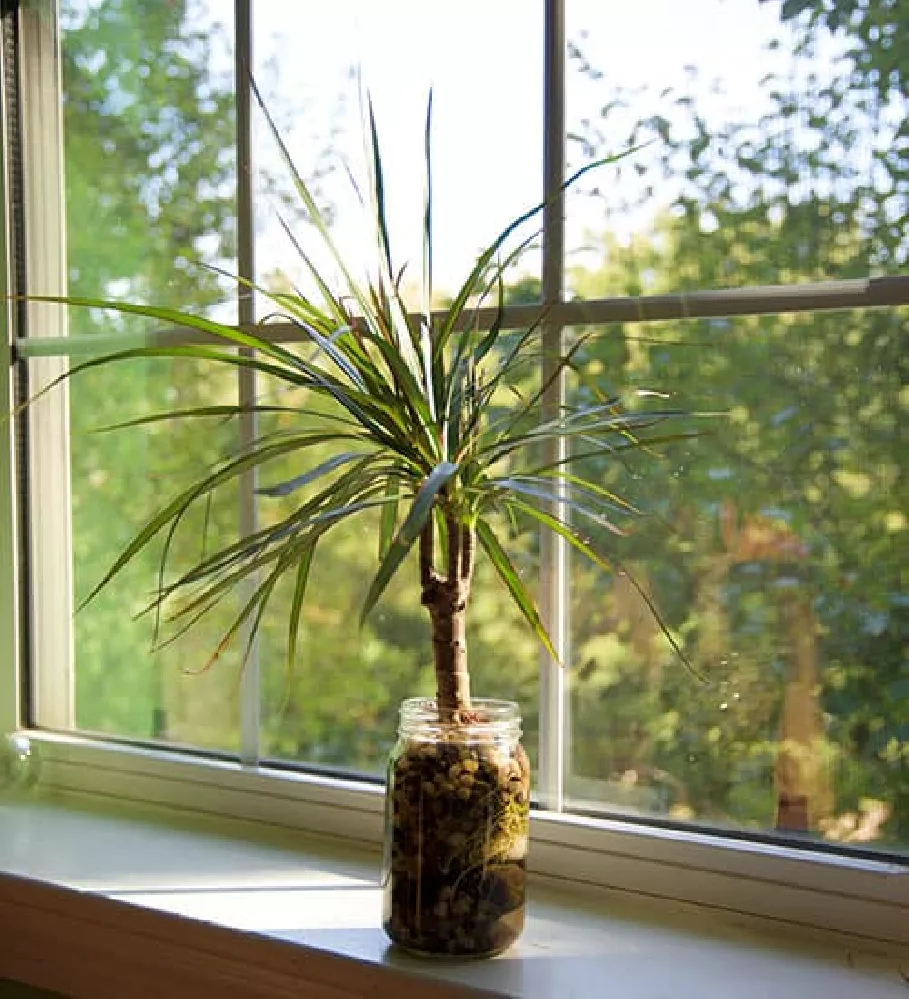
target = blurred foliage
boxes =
[62,0,240,745]
[55,0,906,848]
[765,0,908,101]
[564,0,907,845]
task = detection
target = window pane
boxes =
[252,0,544,305]
[61,0,237,327]
[565,308,907,853]
[565,0,905,289]
[248,3,545,775]
[57,2,240,748]
[69,357,241,751]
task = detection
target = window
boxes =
[3,0,907,944]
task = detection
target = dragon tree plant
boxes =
[26,91,692,727]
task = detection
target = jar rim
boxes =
[398,697,521,738]
[400,697,519,720]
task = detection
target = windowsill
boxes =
[1,797,906,998]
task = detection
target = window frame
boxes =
[2,0,907,953]
[13,0,73,732]
[0,5,16,741]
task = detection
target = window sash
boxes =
[10,0,909,783]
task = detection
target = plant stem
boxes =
[420,517,472,722]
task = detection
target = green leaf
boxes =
[203,540,305,675]
[252,77,427,401]
[505,499,616,576]
[527,468,642,516]
[284,540,317,705]
[492,477,626,535]
[379,474,401,561]
[367,94,394,279]
[480,330,595,447]
[361,461,459,624]
[616,563,704,682]
[148,529,292,630]
[475,517,559,664]
[77,431,355,609]
[257,451,371,498]
[435,150,638,360]
[422,89,434,325]
[505,499,701,680]
[273,214,349,328]
[22,292,314,378]
[94,403,304,434]
[443,237,526,422]
[13,342,311,425]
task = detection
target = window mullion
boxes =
[13,273,909,362]
[234,0,258,767]
[537,0,568,813]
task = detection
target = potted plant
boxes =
[24,93,693,957]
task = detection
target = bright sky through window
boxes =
[241,0,844,295]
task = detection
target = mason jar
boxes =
[382,697,530,957]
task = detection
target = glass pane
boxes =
[249,2,545,775]
[257,356,541,777]
[565,308,907,854]
[252,1,544,306]
[69,357,241,751]
[58,2,241,749]
[60,0,237,330]
[565,0,905,290]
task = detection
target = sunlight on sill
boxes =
[111,883,382,932]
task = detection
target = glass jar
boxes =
[382,698,529,957]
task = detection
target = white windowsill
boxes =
[0,797,906,998]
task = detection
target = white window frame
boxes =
[2,0,907,954]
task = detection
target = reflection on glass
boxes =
[565,309,907,853]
